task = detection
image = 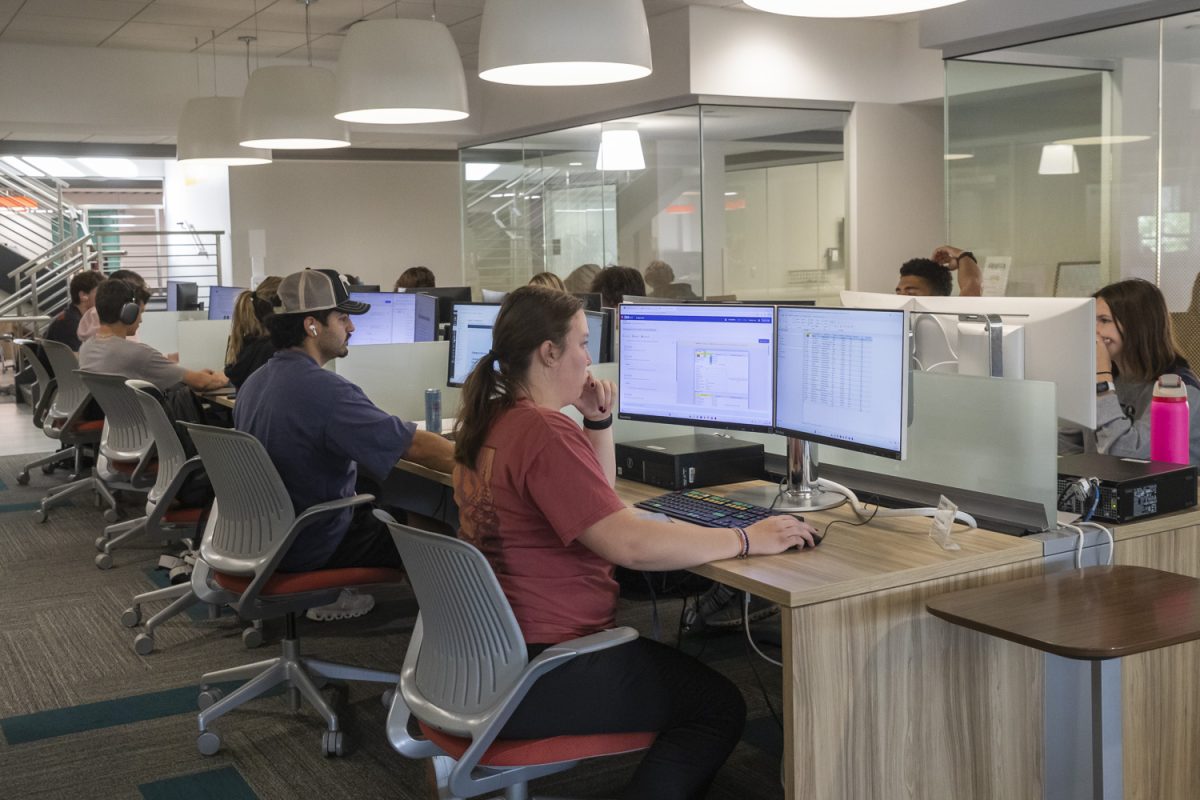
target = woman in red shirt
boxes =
[453,286,817,800]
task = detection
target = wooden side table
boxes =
[927,565,1200,800]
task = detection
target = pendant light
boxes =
[334,3,468,125]
[478,0,652,87]
[1038,144,1080,175]
[177,33,270,165]
[596,125,645,171]
[239,0,350,149]
[744,0,967,17]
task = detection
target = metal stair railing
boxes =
[0,162,84,260]
[0,233,94,317]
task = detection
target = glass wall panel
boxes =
[460,105,848,301]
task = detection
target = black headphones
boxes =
[118,283,140,326]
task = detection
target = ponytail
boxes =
[454,286,583,469]
[225,290,267,365]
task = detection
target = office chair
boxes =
[12,339,73,484]
[184,423,403,757]
[28,342,115,520]
[93,378,206,568]
[376,512,657,800]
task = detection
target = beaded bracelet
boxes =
[733,527,750,559]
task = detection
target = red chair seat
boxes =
[162,507,205,524]
[213,567,405,596]
[109,459,157,477]
[418,722,656,768]
[54,418,103,433]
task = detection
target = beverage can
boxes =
[424,388,442,434]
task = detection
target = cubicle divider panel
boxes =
[177,319,233,372]
[333,341,462,424]
[137,311,207,355]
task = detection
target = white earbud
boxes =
[309,325,318,336]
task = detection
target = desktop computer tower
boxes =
[615,435,765,490]
[1057,453,1197,522]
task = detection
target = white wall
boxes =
[227,160,463,289]
[847,102,946,293]
[162,161,233,285]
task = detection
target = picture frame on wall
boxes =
[980,256,1012,296]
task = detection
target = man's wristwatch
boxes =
[956,250,976,264]
[1096,379,1116,396]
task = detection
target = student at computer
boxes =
[394,265,436,290]
[563,262,600,293]
[224,277,281,388]
[452,286,816,799]
[643,260,698,300]
[590,265,645,308]
[528,271,565,291]
[45,269,103,351]
[78,269,150,344]
[895,247,982,297]
[1090,278,1200,465]
[79,278,228,393]
[235,269,455,621]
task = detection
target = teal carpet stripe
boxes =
[0,502,40,513]
[139,766,259,800]
[0,680,254,745]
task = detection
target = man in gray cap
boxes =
[235,268,454,621]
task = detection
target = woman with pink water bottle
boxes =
[1093,279,1200,465]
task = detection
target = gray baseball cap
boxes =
[276,269,370,315]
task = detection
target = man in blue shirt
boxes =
[235,269,454,620]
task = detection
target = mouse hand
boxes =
[746,516,818,554]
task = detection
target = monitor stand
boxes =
[725,438,846,513]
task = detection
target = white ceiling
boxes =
[0,0,756,67]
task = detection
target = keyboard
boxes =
[635,489,776,527]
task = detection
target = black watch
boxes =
[1096,380,1116,396]
[583,415,614,430]
[957,250,976,264]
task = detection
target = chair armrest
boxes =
[535,627,639,661]
[32,379,57,427]
[387,618,447,760]
[129,442,159,488]
[145,456,205,524]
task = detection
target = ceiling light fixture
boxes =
[944,153,974,160]
[464,163,501,181]
[177,34,271,165]
[240,1,350,149]
[335,7,469,124]
[1038,144,1080,175]
[744,0,966,17]
[479,0,652,86]
[1052,135,1152,146]
[596,125,645,171]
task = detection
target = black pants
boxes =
[321,503,404,570]
[500,636,746,800]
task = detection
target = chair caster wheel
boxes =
[198,687,224,710]
[133,633,154,656]
[102,508,120,523]
[241,627,263,649]
[17,471,30,485]
[95,536,109,552]
[321,730,344,757]
[95,553,113,570]
[121,607,141,627]
[197,731,221,756]
[41,464,56,475]
[381,689,395,708]
[33,509,47,523]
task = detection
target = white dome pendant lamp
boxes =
[177,33,270,165]
[239,1,350,149]
[744,0,967,17]
[478,0,652,87]
[335,16,469,124]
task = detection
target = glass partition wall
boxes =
[461,105,849,301]
[945,12,1200,348]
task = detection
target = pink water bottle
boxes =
[1150,374,1190,464]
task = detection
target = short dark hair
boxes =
[266,309,334,350]
[899,258,952,296]
[591,266,646,307]
[108,269,148,288]
[69,270,103,306]
[395,266,436,290]
[94,278,150,324]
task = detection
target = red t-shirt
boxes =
[454,399,627,644]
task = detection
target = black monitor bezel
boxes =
[398,286,473,327]
[772,305,909,461]
[572,292,602,312]
[446,301,502,388]
[616,302,777,434]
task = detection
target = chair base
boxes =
[37,474,117,522]
[196,616,398,756]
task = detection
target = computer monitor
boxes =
[168,280,199,312]
[348,283,381,293]
[347,291,437,346]
[775,306,910,460]
[618,303,776,433]
[207,286,245,321]
[398,286,473,327]
[447,302,502,387]
[573,292,602,312]
[584,308,614,364]
[840,291,1097,429]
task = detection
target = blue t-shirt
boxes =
[234,349,415,571]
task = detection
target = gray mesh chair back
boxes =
[185,424,296,578]
[13,340,52,410]
[387,523,528,735]
[40,340,90,430]
[127,380,189,507]
[78,371,154,462]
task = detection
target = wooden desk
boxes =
[927,566,1200,800]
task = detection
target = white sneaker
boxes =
[305,589,375,622]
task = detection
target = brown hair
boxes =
[453,286,583,469]
[1094,278,1183,383]
[528,271,566,291]
[395,266,436,290]
[225,291,267,364]
[590,265,646,308]
[564,263,601,293]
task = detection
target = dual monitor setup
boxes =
[165,281,244,322]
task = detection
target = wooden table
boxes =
[927,566,1200,800]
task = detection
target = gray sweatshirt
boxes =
[1093,373,1200,466]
